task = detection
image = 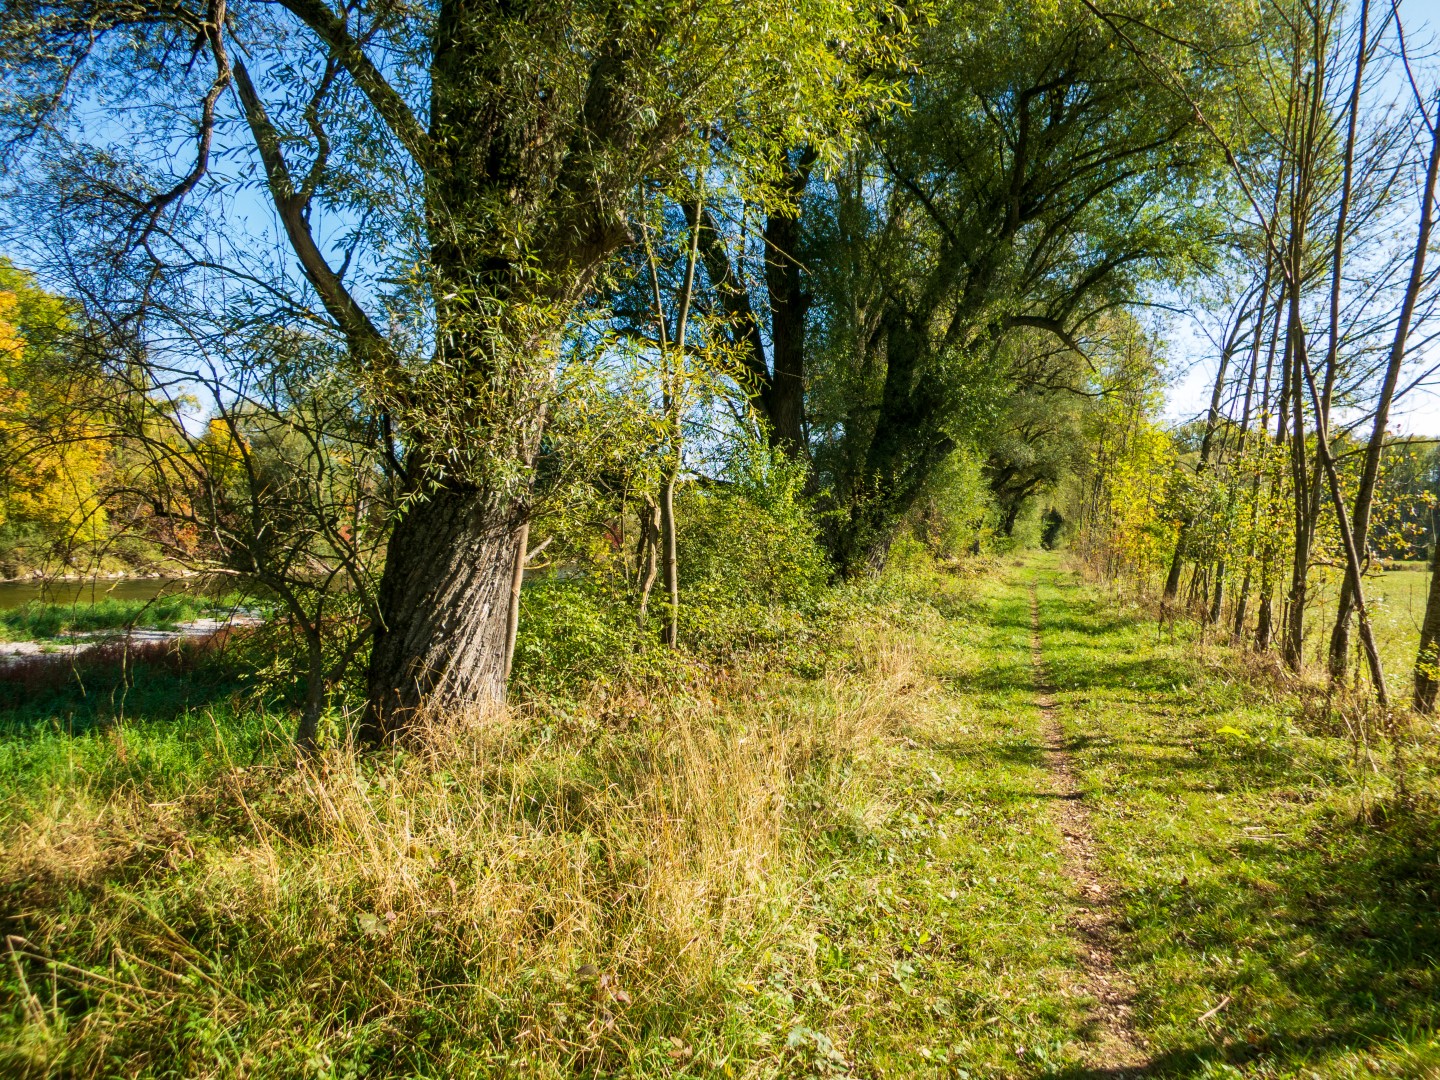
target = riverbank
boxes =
[0,614,263,664]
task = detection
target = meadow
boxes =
[2,553,1436,1078]
[1297,565,1432,690]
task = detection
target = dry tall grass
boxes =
[2,621,929,1078]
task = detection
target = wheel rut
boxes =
[1029,579,1149,1073]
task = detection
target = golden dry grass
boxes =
[2,616,928,1078]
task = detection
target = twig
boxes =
[1197,994,1231,1024]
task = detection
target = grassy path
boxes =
[806,553,1439,1078]
[1029,580,1145,1072]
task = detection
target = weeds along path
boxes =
[1028,577,1149,1072]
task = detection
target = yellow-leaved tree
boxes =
[1068,317,1178,586]
[0,259,110,574]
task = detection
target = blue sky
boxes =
[1164,0,1440,436]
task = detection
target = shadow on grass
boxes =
[1037,810,1440,1078]
[1026,573,1440,1075]
[0,637,249,738]
[1085,718,1438,1073]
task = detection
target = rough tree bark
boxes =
[362,489,524,740]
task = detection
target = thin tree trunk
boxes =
[1283,80,1316,673]
[1331,88,1440,679]
[1165,306,1245,601]
[296,631,326,753]
[1233,242,1283,644]
[1233,563,1252,643]
[660,468,679,646]
[1256,331,1291,655]
[1209,561,1225,625]
[1280,24,1328,674]
[1256,565,1276,651]
[1283,322,1311,672]
[637,497,660,627]
[1162,534,1186,602]
[655,185,704,648]
[1415,534,1440,711]
[1294,312,1390,705]
[503,518,530,681]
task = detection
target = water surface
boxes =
[0,578,197,610]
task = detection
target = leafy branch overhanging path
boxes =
[1029,579,1151,1072]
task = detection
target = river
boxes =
[0,578,198,610]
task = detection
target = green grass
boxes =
[0,593,250,642]
[1042,560,1440,1077]
[1,553,1436,1077]
[1302,565,1432,687]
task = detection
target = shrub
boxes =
[910,449,998,559]
[671,444,833,661]
[511,576,673,696]
[677,443,829,611]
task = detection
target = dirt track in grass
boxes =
[1031,578,1150,1074]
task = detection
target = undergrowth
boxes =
[0,584,931,1078]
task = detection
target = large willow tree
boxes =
[0,0,888,735]
[801,0,1231,574]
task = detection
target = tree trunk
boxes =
[1165,313,1242,603]
[503,518,530,681]
[362,488,521,742]
[1283,511,1310,669]
[1209,561,1225,625]
[653,185,702,646]
[831,311,954,576]
[1162,542,1186,603]
[1282,304,1310,672]
[761,154,816,460]
[1293,315,1390,705]
[636,496,660,627]
[1256,553,1276,652]
[1415,539,1440,711]
[1330,86,1440,680]
[1231,563,1251,644]
[693,148,814,462]
[296,631,326,753]
[660,469,679,646]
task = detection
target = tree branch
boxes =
[267,0,432,166]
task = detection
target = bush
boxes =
[512,576,672,696]
[511,442,836,694]
[677,443,828,611]
[673,444,833,661]
[910,449,998,558]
